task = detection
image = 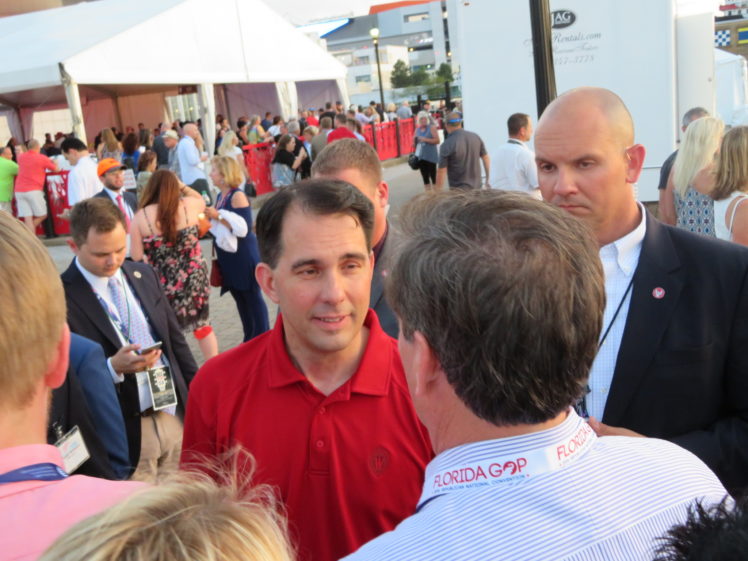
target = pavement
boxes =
[44,160,426,366]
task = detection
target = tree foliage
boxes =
[435,63,454,83]
[390,60,411,88]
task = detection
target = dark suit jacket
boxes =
[604,214,748,492]
[61,259,198,469]
[371,222,398,338]
[94,189,137,213]
[68,332,130,479]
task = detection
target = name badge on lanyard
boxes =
[419,416,596,506]
[147,366,178,411]
[55,425,91,474]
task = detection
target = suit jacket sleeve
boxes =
[668,263,748,492]
[70,334,132,480]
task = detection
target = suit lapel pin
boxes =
[134,271,142,279]
[652,287,665,299]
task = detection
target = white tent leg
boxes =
[336,77,351,110]
[275,81,299,121]
[197,83,216,156]
[60,63,87,145]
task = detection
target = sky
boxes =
[269,0,376,25]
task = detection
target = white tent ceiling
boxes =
[0,0,347,103]
[0,0,349,147]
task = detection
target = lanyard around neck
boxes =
[0,463,68,484]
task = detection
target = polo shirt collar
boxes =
[267,310,391,397]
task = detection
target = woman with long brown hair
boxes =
[130,170,218,360]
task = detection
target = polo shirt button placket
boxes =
[309,401,332,474]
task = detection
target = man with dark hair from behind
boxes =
[343,190,727,561]
[653,498,747,561]
[489,112,540,199]
[61,137,101,207]
[182,179,431,561]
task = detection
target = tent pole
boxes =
[197,83,216,157]
[59,63,87,145]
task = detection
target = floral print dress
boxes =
[142,204,211,332]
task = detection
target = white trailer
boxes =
[450,0,717,202]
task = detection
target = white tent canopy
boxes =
[0,0,348,148]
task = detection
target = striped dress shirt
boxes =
[342,410,728,561]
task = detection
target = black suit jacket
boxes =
[604,214,748,491]
[371,222,398,338]
[61,259,198,468]
[94,189,137,213]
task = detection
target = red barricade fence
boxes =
[242,118,418,195]
[243,142,276,196]
[45,171,71,236]
[363,124,375,146]
[12,171,71,237]
[374,121,399,160]
[398,118,416,155]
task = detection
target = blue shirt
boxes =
[343,410,728,561]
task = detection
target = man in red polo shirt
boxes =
[181,179,432,561]
[327,113,358,143]
[15,139,57,233]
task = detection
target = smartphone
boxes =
[136,341,163,355]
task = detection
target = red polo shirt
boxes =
[181,311,433,561]
[327,126,358,143]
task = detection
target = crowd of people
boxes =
[3,86,748,561]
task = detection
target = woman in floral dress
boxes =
[130,169,218,360]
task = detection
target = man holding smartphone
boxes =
[62,197,197,482]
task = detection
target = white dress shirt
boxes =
[66,155,101,206]
[586,204,647,420]
[488,139,541,199]
[176,136,206,185]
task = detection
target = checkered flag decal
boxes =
[715,29,731,47]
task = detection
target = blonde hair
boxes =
[673,117,724,197]
[39,470,294,561]
[218,131,239,157]
[211,155,245,189]
[0,212,66,408]
[101,128,119,152]
[713,126,748,201]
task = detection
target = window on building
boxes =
[353,55,371,65]
[405,12,429,23]
[355,75,372,83]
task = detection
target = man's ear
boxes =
[625,144,646,185]
[410,331,441,398]
[66,238,79,255]
[375,180,389,207]
[255,262,280,304]
[45,324,70,390]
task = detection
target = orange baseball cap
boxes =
[97,158,126,176]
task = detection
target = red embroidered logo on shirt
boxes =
[368,446,391,476]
